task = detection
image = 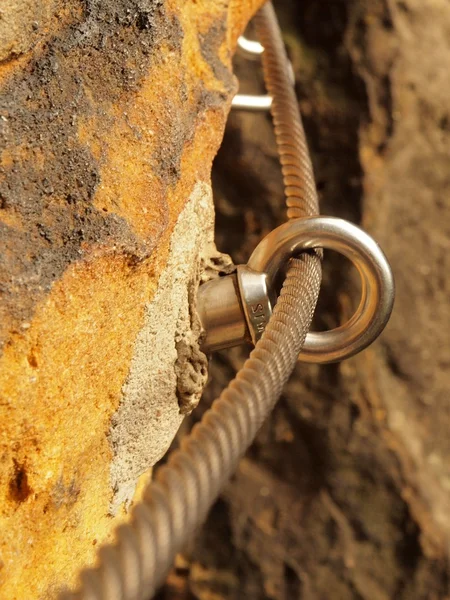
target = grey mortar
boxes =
[108,181,219,513]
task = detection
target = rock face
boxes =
[158,1,450,599]
[0,1,263,598]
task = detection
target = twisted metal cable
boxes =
[255,1,318,219]
[61,3,321,599]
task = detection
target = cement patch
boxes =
[108,181,215,513]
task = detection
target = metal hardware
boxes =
[231,35,295,111]
[236,265,274,344]
[249,216,395,363]
[198,266,274,351]
[237,35,265,58]
[231,94,273,111]
[198,216,394,363]
[197,273,248,352]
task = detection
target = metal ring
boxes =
[247,216,395,363]
[236,36,295,82]
[237,35,265,58]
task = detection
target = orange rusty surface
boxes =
[0,0,265,598]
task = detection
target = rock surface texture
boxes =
[158,1,450,599]
[0,0,263,598]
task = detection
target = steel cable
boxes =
[60,2,321,599]
[255,1,319,219]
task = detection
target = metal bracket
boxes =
[231,36,295,111]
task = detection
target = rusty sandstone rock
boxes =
[0,0,264,598]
